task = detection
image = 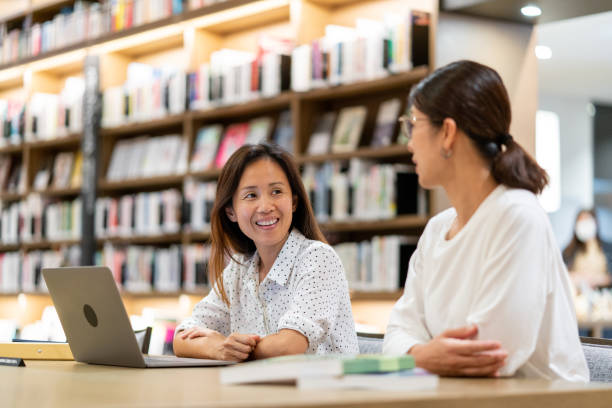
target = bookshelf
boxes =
[0,0,437,329]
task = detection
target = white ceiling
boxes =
[537,11,612,104]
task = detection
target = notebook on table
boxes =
[42,266,235,368]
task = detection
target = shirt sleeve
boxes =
[277,245,348,351]
[383,235,432,354]
[466,205,549,376]
[175,266,232,337]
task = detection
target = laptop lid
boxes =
[42,266,150,368]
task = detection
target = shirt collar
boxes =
[262,228,305,287]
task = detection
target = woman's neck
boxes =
[256,232,290,282]
[444,167,499,235]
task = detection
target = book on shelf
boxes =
[0,99,25,147]
[371,98,401,147]
[183,244,211,292]
[214,123,249,168]
[307,112,336,155]
[52,152,75,189]
[246,117,273,145]
[331,106,367,153]
[190,125,223,172]
[219,354,431,388]
[70,151,83,188]
[335,235,417,292]
[410,10,431,68]
[0,155,13,191]
[272,110,293,152]
[183,179,217,232]
[33,158,53,191]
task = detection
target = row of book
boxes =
[102,64,187,127]
[0,196,82,245]
[95,189,182,238]
[302,159,426,222]
[0,246,80,293]
[0,79,84,147]
[183,179,216,232]
[335,235,416,292]
[0,156,25,194]
[106,134,187,181]
[33,151,83,191]
[0,0,187,65]
[292,11,430,92]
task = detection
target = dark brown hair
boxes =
[209,143,326,305]
[408,60,548,194]
[562,208,603,269]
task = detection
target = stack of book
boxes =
[102,63,187,127]
[188,37,293,110]
[220,354,438,391]
[189,117,273,171]
[183,179,216,232]
[182,243,211,292]
[97,243,182,293]
[95,189,182,238]
[291,10,430,92]
[335,235,418,292]
[25,78,85,142]
[106,135,187,181]
[0,99,25,147]
[302,159,425,222]
[0,156,25,194]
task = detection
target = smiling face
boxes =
[225,158,297,259]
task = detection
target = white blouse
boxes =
[383,185,589,381]
[176,228,359,354]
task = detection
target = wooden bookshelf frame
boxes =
[0,0,437,306]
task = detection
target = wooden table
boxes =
[2,361,612,407]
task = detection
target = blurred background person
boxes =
[563,209,611,289]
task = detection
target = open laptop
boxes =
[42,266,235,368]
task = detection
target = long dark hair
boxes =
[408,60,548,194]
[562,209,603,269]
[209,143,326,305]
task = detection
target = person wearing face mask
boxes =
[562,209,611,289]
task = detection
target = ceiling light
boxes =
[535,45,552,60]
[521,5,542,17]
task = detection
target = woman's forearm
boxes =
[251,329,308,359]
[173,332,223,359]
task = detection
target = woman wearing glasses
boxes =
[384,60,588,381]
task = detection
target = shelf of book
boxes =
[0,243,19,252]
[297,144,411,164]
[320,215,428,233]
[188,168,222,181]
[26,134,82,150]
[0,0,283,72]
[99,233,183,246]
[184,231,212,242]
[98,175,185,192]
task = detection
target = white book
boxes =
[291,44,312,92]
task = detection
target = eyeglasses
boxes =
[398,115,430,144]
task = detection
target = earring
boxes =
[440,148,452,159]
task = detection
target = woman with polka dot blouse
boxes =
[173,143,359,361]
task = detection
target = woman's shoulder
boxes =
[495,186,546,219]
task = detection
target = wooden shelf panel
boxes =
[191,93,293,121]
[22,239,80,250]
[98,175,185,191]
[185,231,212,242]
[101,114,186,137]
[320,215,428,233]
[350,290,403,301]
[0,144,24,154]
[26,134,81,149]
[298,145,411,164]
[33,187,81,197]
[0,243,20,252]
[99,233,183,246]
[298,67,429,102]
[194,0,291,34]
[188,169,222,180]
[0,192,25,201]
